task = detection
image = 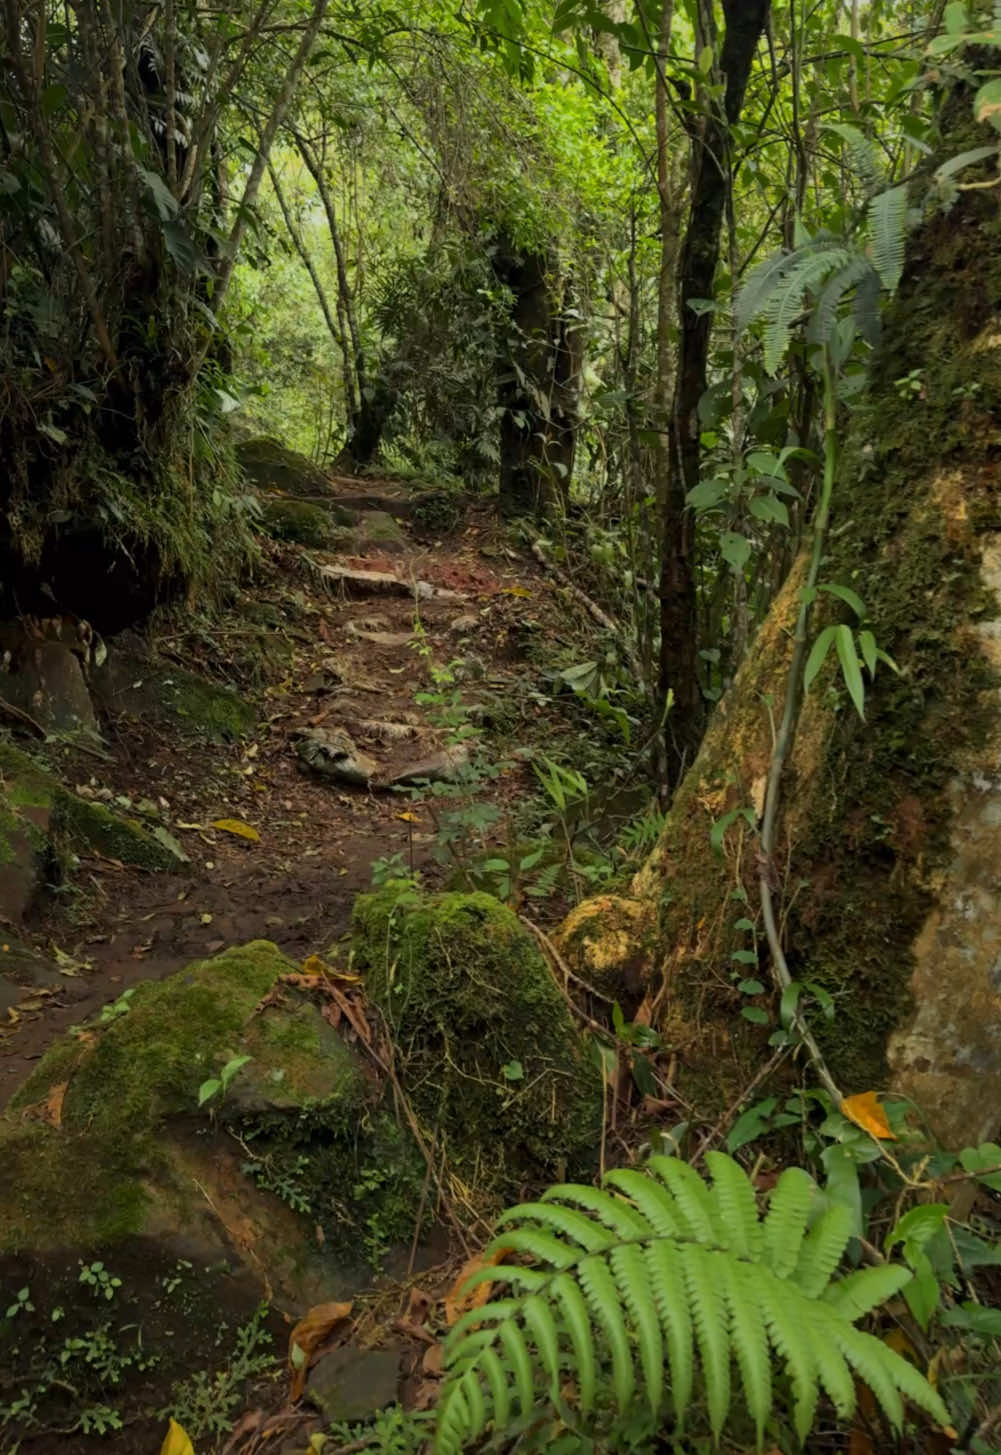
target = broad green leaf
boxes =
[749,494,789,527]
[804,626,837,692]
[721,531,751,572]
[834,625,865,719]
[820,582,866,619]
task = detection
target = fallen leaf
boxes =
[42,1081,67,1128]
[841,1090,896,1141]
[211,818,261,843]
[503,585,532,598]
[444,1246,512,1327]
[396,811,419,822]
[160,1418,195,1455]
[422,1342,444,1375]
[288,1301,353,1400]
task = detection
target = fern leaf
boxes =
[645,1235,694,1429]
[835,1326,904,1430]
[649,1155,724,1243]
[867,183,909,291]
[763,1166,815,1277]
[604,1166,687,1238]
[763,248,852,374]
[806,254,874,349]
[682,1246,731,1438]
[511,1199,620,1253]
[521,1294,562,1397]
[433,1155,949,1455]
[826,121,886,192]
[545,1184,653,1241]
[498,1319,536,1415]
[550,1272,596,1413]
[611,1243,664,1412]
[792,1203,853,1297]
[578,1252,635,1410]
[724,1260,772,1446]
[757,1275,820,1441]
[822,1263,911,1320]
[705,1150,762,1258]
[478,1346,512,1432]
[490,1226,580,1269]
[735,247,794,334]
[804,1311,856,1419]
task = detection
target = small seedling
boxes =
[5,1287,34,1319]
[198,1054,251,1108]
[78,1262,121,1302]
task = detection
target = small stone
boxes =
[295,727,378,787]
[305,1346,400,1422]
[449,613,479,635]
[384,743,472,787]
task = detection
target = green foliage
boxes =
[434,1153,951,1454]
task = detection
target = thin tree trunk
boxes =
[659,0,771,784]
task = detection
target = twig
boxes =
[691,1046,790,1163]
[0,695,46,737]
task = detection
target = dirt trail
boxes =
[0,479,558,1108]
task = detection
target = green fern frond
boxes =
[807,254,875,350]
[763,247,853,373]
[827,121,887,192]
[867,182,909,291]
[432,1154,952,1455]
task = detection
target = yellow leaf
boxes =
[302,954,328,976]
[160,1418,195,1455]
[503,585,531,598]
[444,1245,513,1327]
[396,811,419,822]
[211,818,260,843]
[841,1090,897,1141]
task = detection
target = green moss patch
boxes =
[351,887,602,1196]
[94,655,256,743]
[0,740,184,870]
[237,437,333,498]
[259,496,356,547]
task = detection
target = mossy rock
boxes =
[0,940,424,1297]
[555,894,657,1017]
[93,653,256,743]
[238,437,333,498]
[0,740,185,871]
[351,888,602,1194]
[259,496,357,547]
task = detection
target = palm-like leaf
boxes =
[433,1155,951,1455]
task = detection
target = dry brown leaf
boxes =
[444,1246,512,1327]
[288,1300,353,1400]
[421,1342,444,1376]
[841,1090,896,1141]
[404,1286,431,1326]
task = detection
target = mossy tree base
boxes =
[564,125,1001,1148]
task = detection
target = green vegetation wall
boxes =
[568,135,1001,1148]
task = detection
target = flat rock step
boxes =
[318,565,461,601]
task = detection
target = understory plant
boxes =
[433,1151,956,1454]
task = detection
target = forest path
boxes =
[0,478,560,1108]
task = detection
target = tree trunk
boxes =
[659,0,771,783]
[558,110,1001,1151]
[494,240,579,520]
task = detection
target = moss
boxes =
[351,887,602,1196]
[555,895,657,1016]
[0,941,379,1256]
[0,741,183,870]
[237,437,333,498]
[153,666,256,742]
[259,497,354,547]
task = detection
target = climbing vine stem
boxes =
[757,343,842,1105]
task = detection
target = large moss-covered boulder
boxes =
[0,739,185,877]
[259,496,355,547]
[237,437,333,498]
[0,942,419,1300]
[351,888,602,1193]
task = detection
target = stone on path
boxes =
[295,726,378,787]
[306,1346,401,1421]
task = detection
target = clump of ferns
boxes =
[432,1152,952,1454]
